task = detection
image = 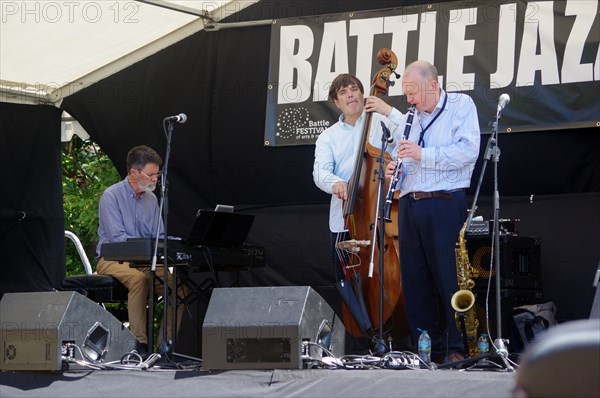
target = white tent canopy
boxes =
[0,0,264,107]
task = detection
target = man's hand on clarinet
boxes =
[385,161,397,181]
[397,139,422,161]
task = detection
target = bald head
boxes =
[402,60,441,113]
[404,60,439,82]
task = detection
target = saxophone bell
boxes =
[451,289,475,313]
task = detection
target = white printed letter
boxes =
[314,21,349,102]
[446,8,477,92]
[278,25,314,104]
[516,2,559,86]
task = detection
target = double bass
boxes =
[335,49,408,344]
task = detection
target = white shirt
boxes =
[313,108,403,232]
[396,90,481,196]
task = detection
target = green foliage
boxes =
[62,137,121,276]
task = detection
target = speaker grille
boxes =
[467,236,541,290]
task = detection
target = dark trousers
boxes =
[398,191,467,359]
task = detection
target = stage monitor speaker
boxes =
[202,286,345,370]
[472,288,543,352]
[515,319,600,398]
[0,291,137,371]
[467,235,541,290]
[590,261,600,319]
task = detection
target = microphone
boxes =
[164,113,187,123]
[497,94,510,113]
[381,121,394,143]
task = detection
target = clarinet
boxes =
[383,106,415,222]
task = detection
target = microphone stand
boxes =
[368,125,392,355]
[488,107,514,371]
[440,105,514,371]
[150,119,178,359]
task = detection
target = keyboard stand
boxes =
[176,267,216,307]
[175,264,254,308]
[138,264,184,355]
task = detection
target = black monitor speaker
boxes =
[0,291,137,370]
[202,286,345,370]
[514,319,600,398]
[590,261,600,319]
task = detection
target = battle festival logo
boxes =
[276,107,330,143]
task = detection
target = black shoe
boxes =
[432,355,445,365]
[448,352,465,363]
[135,342,149,359]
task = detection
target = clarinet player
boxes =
[385,60,481,363]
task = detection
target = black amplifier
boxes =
[466,235,541,290]
[467,220,490,235]
[467,219,520,236]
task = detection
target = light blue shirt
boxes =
[96,178,164,258]
[313,108,403,232]
[395,90,480,196]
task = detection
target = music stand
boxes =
[186,208,255,247]
[175,206,256,307]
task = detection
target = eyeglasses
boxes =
[138,169,161,180]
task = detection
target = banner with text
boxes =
[264,0,599,146]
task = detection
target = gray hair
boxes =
[126,145,163,172]
[405,60,439,82]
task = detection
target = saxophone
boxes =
[451,220,480,357]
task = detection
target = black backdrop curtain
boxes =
[60,0,600,353]
[0,102,65,296]
[60,0,600,233]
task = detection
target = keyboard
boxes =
[100,238,265,271]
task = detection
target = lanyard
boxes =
[417,92,448,147]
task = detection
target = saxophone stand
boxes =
[440,95,514,372]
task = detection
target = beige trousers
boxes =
[96,258,185,346]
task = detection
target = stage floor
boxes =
[1,365,516,397]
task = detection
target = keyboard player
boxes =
[95,145,185,355]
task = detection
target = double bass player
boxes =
[312,72,403,353]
